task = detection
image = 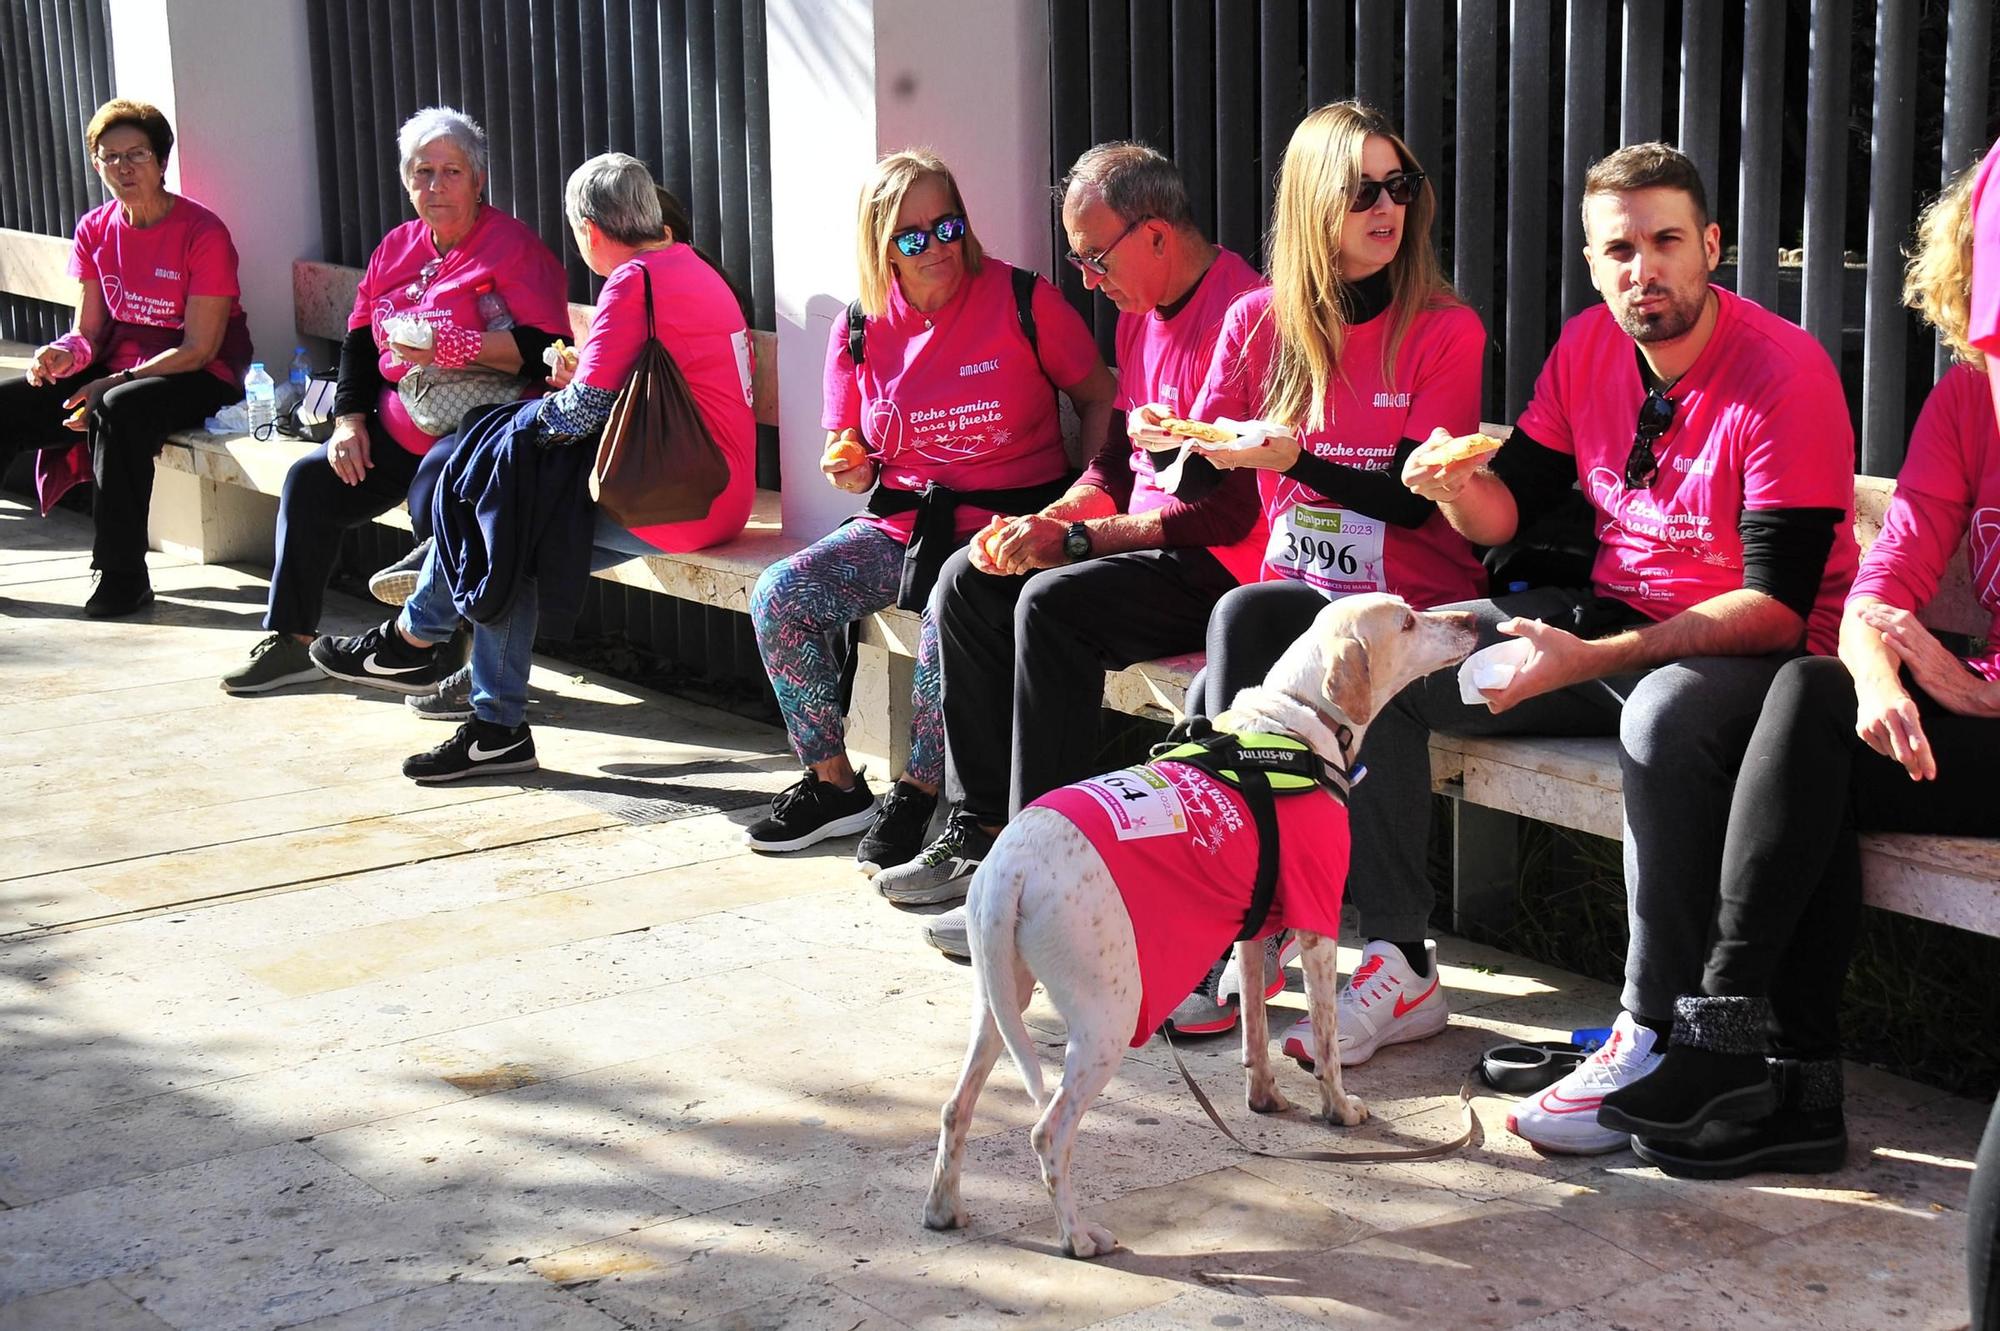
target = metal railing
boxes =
[0,0,114,346]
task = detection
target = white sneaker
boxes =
[1281,938,1448,1069]
[1507,1011,1661,1155]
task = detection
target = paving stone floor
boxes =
[0,496,1985,1330]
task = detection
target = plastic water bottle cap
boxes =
[1507,580,1530,593]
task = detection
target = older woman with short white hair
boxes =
[309,153,757,783]
[221,105,570,695]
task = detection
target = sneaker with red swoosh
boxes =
[1281,938,1449,1069]
[1507,1011,1661,1154]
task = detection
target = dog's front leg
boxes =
[1298,931,1368,1126]
[1236,938,1290,1114]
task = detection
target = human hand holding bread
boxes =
[1402,427,1504,501]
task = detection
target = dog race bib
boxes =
[1265,503,1388,597]
[1075,765,1188,841]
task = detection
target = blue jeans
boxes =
[397,545,533,729]
[398,513,665,728]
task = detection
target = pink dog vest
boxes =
[1031,760,1351,1046]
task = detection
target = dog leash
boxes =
[1162,1030,1481,1163]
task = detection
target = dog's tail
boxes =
[968,850,1048,1109]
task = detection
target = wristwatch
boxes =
[116,368,137,383]
[1062,521,1093,563]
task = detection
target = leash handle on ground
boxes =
[1163,1029,1481,1163]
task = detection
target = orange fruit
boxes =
[823,437,868,470]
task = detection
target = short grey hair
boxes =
[397,106,488,186]
[564,152,664,246]
[1061,141,1198,232]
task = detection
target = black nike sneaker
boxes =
[310,620,456,696]
[402,718,539,783]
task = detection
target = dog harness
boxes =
[1029,719,1359,1046]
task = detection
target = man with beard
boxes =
[1369,143,1858,1154]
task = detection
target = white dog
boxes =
[923,594,1477,1257]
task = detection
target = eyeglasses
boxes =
[92,148,156,169]
[1065,216,1151,276]
[404,257,444,303]
[891,214,969,258]
[1624,388,1677,488]
[1349,172,1425,212]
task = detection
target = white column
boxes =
[108,0,321,380]
[766,0,1051,541]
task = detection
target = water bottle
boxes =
[243,362,277,433]
[474,280,514,331]
[282,346,312,413]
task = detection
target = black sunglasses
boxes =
[892,214,969,257]
[1624,388,1677,488]
[1350,172,1425,212]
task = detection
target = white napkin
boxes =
[1153,417,1293,492]
[1457,638,1533,704]
[383,315,435,349]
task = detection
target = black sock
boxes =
[1632,1011,1674,1039]
[1382,939,1430,978]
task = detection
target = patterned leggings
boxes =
[749,520,942,784]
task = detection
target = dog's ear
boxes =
[1321,635,1373,727]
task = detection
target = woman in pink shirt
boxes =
[219,106,570,697]
[1177,101,1487,722]
[0,99,252,618]
[744,149,1115,862]
[1599,147,2000,1192]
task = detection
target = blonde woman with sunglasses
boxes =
[745,148,1115,866]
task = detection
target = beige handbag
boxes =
[396,364,522,437]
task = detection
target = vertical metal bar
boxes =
[1402,0,1442,242]
[1050,0,1092,312]
[1258,0,1302,248]
[1735,0,1783,310]
[1937,0,1993,381]
[24,5,57,237]
[48,0,81,233]
[658,0,694,211]
[1089,0,1130,148]
[432,2,462,110]
[580,0,611,159]
[1305,1,1348,107]
[1213,3,1257,263]
[408,2,440,107]
[1677,0,1721,193]
[742,0,774,328]
[1505,0,1552,421]
[715,0,751,294]
[1126,0,1172,149]
[1455,0,1500,421]
[350,0,386,239]
[685,0,722,262]
[1171,0,1215,239]
[1354,0,1394,115]
[1800,0,1850,371]
[630,0,662,181]
[602,0,632,152]
[1859,0,1915,478]
[305,0,340,262]
[550,1,586,297]
[1620,0,1663,144]
[1561,0,1608,320]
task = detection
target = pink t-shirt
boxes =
[1114,247,1267,580]
[347,206,570,455]
[1516,286,1860,654]
[573,246,756,552]
[1969,141,2000,356]
[821,259,1102,542]
[1849,364,2000,680]
[1194,291,1489,606]
[68,195,252,384]
[1033,759,1350,1048]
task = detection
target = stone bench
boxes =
[7,229,1993,937]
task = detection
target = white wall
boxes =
[766,0,1052,541]
[108,0,322,381]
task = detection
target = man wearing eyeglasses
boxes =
[879,142,1266,931]
[1385,143,1859,1155]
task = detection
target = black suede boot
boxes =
[1598,995,1778,1137]
[1631,1056,1847,1180]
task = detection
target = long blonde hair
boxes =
[853,148,986,318]
[1261,102,1456,432]
[1904,149,1986,370]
